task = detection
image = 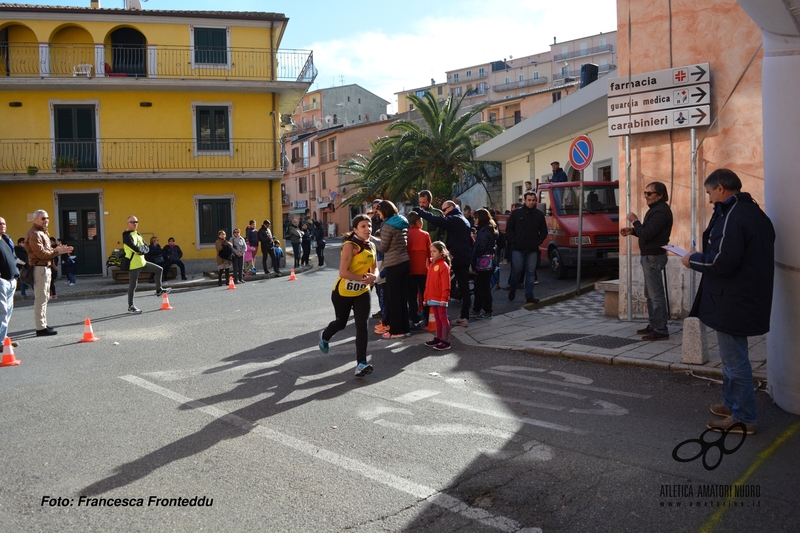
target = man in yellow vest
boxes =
[122,216,171,314]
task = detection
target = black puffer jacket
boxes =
[472,223,497,265]
[506,206,548,252]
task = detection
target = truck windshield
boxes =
[552,185,619,215]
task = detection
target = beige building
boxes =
[281,119,393,235]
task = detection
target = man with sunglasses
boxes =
[620,181,673,340]
[122,216,171,314]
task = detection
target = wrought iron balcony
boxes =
[553,44,614,62]
[552,64,615,83]
[0,43,317,82]
[302,101,321,112]
[492,76,549,93]
[0,139,281,173]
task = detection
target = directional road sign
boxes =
[607,62,710,97]
[608,83,710,117]
[569,135,594,171]
[608,105,710,136]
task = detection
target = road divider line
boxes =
[120,375,542,533]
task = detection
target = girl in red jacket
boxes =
[423,241,452,350]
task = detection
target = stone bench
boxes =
[110,265,178,284]
[594,279,619,317]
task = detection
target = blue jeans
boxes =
[0,277,16,341]
[640,254,668,334]
[510,250,537,297]
[717,331,757,425]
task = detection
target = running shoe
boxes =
[354,362,373,377]
[476,312,493,319]
[374,323,390,334]
[156,287,172,297]
[128,305,142,314]
[424,337,442,347]
[318,331,329,354]
[382,331,410,339]
[433,341,451,351]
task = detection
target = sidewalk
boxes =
[451,289,767,381]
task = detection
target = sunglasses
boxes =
[643,191,657,197]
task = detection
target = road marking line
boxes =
[120,375,541,533]
[503,382,588,400]
[472,391,566,412]
[143,336,356,381]
[483,369,651,399]
[394,390,442,404]
[374,420,516,439]
[429,398,587,435]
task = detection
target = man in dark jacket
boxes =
[415,201,472,326]
[246,220,259,269]
[550,161,568,183]
[1,217,20,345]
[257,220,281,276]
[682,169,775,435]
[620,181,673,341]
[506,192,548,303]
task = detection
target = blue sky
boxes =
[19,0,618,111]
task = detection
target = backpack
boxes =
[218,244,234,261]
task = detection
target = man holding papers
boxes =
[620,181,673,340]
[681,169,775,435]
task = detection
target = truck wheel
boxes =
[549,249,569,279]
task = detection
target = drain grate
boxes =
[532,333,591,342]
[531,334,641,349]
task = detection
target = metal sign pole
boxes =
[576,168,584,295]
[625,135,632,321]
[690,128,697,299]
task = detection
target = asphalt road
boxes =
[2,248,798,533]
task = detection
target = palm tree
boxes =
[338,91,502,207]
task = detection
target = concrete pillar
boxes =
[681,318,708,365]
[736,1,800,415]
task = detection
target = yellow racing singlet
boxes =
[334,237,375,297]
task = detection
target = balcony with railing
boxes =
[488,115,523,129]
[302,101,321,112]
[553,44,614,62]
[492,76,549,93]
[464,87,489,99]
[0,43,317,82]
[0,139,280,174]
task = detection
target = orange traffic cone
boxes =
[226,276,237,290]
[425,309,436,332]
[159,292,173,310]
[288,269,297,281]
[1,337,21,367]
[78,318,99,343]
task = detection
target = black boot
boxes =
[218,271,224,286]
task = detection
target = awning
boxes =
[317,202,330,209]
[289,208,306,214]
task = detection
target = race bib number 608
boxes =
[345,281,368,292]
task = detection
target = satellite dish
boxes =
[379,114,388,121]
[125,0,142,10]
[325,115,333,124]
[314,120,323,129]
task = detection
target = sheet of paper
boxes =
[662,245,690,257]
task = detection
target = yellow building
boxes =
[0,2,315,275]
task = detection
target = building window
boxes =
[561,66,569,76]
[319,140,327,161]
[299,176,308,193]
[479,67,485,77]
[552,91,562,103]
[488,112,497,124]
[519,74,524,82]
[358,98,361,104]
[599,38,606,47]
[329,138,336,161]
[195,105,229,151]
[310,141,315,157]
[533,71,539,80]
[466,70,472,77]
[194,27,227,64]
[197,198,232,244]
[505,76,510,85]
[437,86,443,95]
[454,87,461,96]
[416,90,426,97]
[454,73,459,82]
[321,171,326,190]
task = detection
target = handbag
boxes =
[475,252,494,272]
[19,264,34,286]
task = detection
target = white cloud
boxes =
[306,0,616,112]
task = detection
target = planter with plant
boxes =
[55,156,78,173]
[27,165,38,176]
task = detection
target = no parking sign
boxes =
[569,135,594,171]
